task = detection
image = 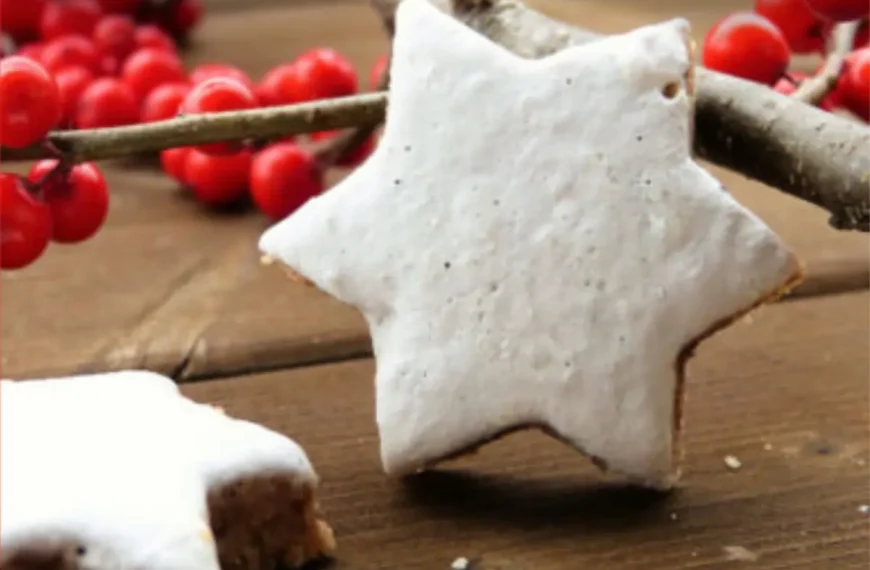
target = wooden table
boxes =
[3,1,868,568]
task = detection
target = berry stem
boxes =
[21,156,69,197]
[793,21,860,105]
[313,53,391,169]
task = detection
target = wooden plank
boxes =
[2,1,867,382]
[180,291,870,569]
[0,164,262,379]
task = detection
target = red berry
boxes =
[40,0,103,41]
[28,160,110,244]
[250,143,323,220]
[92,14,136,61]
[97,0,143,14]
[310,129,376,168]
[55,65,95,125]
[158,0,203,35]
[16,43,45,62]
[0,0,46,42]
[257,63,293,106]
[297,48,357,99]
[703,12,791,85]
[141,81,189,122]
[121,47,185,101]
[134,25,176,52]
[179,77,257,155]
[0,56,61,148]
[41,35,102,75]
[369,54,388,90]
[755,0,830,54]
[190,63,255,93]
[75,77,139,128]
[0,173,51,270]
[160,147,191,183]
[183,149,252,205]
[259,48,357,106]
[804,0,869,22]
[100,54,121,76]
[841,47,870,120]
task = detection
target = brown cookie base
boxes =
[2,472,335,570]
[207,472,336,570]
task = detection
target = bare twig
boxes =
[793,21,860,105]
[0,93,387,163]
[372,0,869,231]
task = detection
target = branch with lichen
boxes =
[2,0,869,232]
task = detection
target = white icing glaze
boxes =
[0,370,317,569]
[259,0,801,487]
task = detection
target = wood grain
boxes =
[1,0,867,381]
[181,291,870,570]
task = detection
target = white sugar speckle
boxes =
[723,545,759,562]
[724,455,742,470]
[858,505,869,515]
[763,443,773,451]
[451,557,470,570]
[669,512,679,520]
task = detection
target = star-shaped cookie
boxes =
[259,0,803,489]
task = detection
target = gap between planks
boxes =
[172,285,870,384]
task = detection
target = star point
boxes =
[260,0,803,488]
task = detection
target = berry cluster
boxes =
[0,0,202,48]
[0,0,198,271]
[0,0,387,271]
[702,0,869,120]
[156,48,385,218]
[1,163,109,270]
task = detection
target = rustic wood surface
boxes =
[2,0,868,381]
[181,291,870,570]
[2,1,869,566]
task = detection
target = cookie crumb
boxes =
[858,505,869,514]
[724,455,742,470]
[451,557,470,570]
[723,545,758,562]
